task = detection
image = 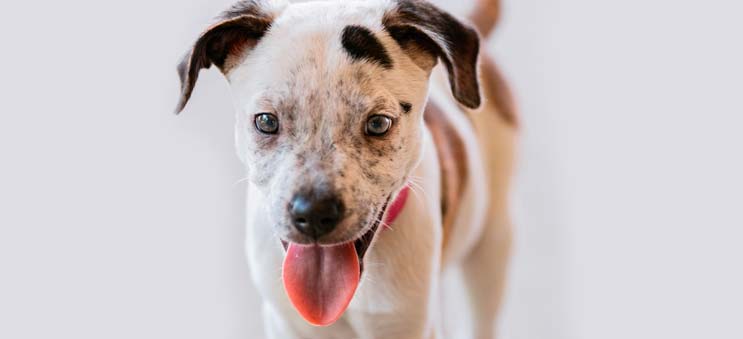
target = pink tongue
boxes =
[282,243,360,326]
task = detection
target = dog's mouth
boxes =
[280,202,387,270]
[280,199,390,327]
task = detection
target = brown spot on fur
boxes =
[341,25,394,69]
[400,101,413,114]
[384,25,439,71]
[424,101,469,250]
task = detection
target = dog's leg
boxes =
[462,211,513,339]
[461,52,518,339]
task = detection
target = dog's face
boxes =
[230,3,430,245]
[176,0,481,247]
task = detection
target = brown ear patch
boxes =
[383,0,482,109]
[175,1,276,114]
[341,25,393,69]
[201,18,269,72]
[385,25,440,72]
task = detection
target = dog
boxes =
[175,0,516,337]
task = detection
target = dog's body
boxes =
[176,1,516,338]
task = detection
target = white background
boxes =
[1,0,742,338]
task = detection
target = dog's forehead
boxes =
[228,1,404,104]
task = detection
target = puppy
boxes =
[175,0,516,338]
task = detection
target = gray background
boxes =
[1,0,741,338]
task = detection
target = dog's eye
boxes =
[254,113,279,134]
[365,115,393,136]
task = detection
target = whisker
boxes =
[373,215,393,231]
[407,177,426,191]
[406,181,427,206]
[410,180,427,194]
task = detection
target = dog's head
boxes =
[176,0,480,248]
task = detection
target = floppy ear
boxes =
[175,2,277,114]
[383,0,482,109]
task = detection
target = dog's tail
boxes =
[466,0,518,126]
[468,0,502,38]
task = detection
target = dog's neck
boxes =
[383,185,410,228]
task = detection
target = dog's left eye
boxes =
[255,113,279,134]
[365,115,393,136]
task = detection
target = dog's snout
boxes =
[289,192,344,239]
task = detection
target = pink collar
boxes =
[383,185,410,228]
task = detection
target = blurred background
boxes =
[1,0,741,338]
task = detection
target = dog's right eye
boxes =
[365,115,393,137]
[254,113,279,134]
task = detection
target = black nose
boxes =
[289,192,344,239]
